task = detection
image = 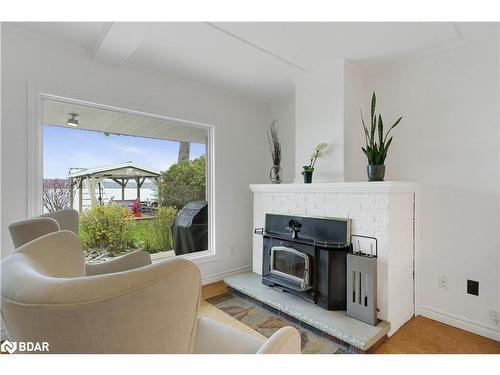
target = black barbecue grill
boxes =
[172,201,208,255]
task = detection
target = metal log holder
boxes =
[347,234,378,326]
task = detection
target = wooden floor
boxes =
[375,315,500,354]
[202,281,500,354]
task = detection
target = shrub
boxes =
[158,156,205,209]
[134,206,178,253]
[80,205,135,256]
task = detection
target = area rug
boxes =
[205,292,347,354]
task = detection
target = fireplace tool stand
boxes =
[347,234,378,326]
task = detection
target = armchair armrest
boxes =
[85,250,152,276]
[193,317,265,354]
[256,326,301,354]
[193,317,301,354]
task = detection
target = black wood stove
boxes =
[255,213,351,310]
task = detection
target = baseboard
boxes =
[419,305,500,342]
[201,265,252,285]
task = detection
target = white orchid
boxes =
[312,143,328,159]
[303,143,328,172]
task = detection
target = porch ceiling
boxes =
[43,99,208,144]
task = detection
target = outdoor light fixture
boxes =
[67,113,79,127]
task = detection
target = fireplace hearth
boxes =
[256,213,351,310]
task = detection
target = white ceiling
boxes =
[14,22,111,50]
[12,22,498,102]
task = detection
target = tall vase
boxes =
[270,165,282,184]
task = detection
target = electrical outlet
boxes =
[467,279,479,296]
[438,275,448,289]
[490,310,500,324]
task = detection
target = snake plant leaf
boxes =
[370,119,376,147]
[383,116,403,143]
[371,91,376,125]
[384,136,393,158]
[378,114,384,149]
[361,111,370,145]
[370,93,377,145]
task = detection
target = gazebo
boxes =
[68,162,161,213]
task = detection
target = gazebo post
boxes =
[69,177,74,210]
[121,178,126,200]
[135,177,141,201]
[155,176,162,207]
[78,177,83,213]
[111,178,128,201]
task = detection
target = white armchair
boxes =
[8,209,152,276]
[1,231,301,354]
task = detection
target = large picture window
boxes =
[42,97,212,261]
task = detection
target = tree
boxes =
[158,156,206,209]
[43,178,72,212]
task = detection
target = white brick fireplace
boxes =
[250,181,419,335]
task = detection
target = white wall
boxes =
[356,37,500,340]
[266,97,295,183]
[295,61,344,183]
[343,61,368,182]
[0,26,271,282]
[290,35,500,340]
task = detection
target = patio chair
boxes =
[8,210,152,276]
[0,231,301,354]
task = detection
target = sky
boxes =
[43,125,206,178]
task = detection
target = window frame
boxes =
[28,90,217,264]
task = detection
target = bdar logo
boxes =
[1,339,49,353]
[1,339,17,354]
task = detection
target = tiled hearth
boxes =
[225,272,390,352]
[248,181,419,337]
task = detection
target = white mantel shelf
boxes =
[249,181,420,194]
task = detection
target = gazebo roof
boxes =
[68,162,161,179]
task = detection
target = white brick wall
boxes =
[250,183,417,336]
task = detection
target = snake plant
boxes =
[361,92,403,165]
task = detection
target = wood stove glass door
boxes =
[270,246,310,290]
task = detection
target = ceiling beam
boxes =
[93,22,152,67]
[451,22,464,39]
[206,22,309,74]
